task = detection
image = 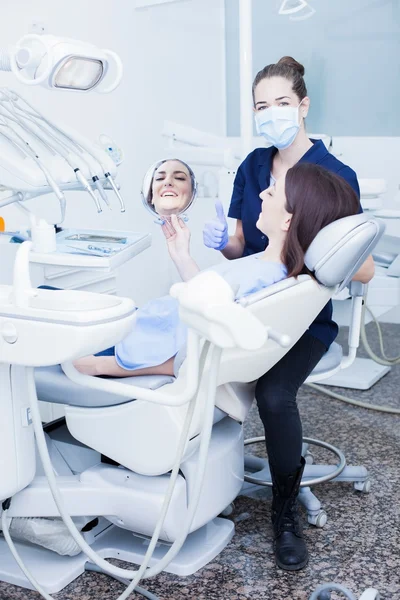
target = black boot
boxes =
[270,456,308,571]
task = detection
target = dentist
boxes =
[203,56,374,572]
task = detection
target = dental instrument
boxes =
[0,92,105,214]
[65,244,118,257]
[0,119,67,222]
[0,88,125,211]
[0,89,138,264]
[9,103,112,210]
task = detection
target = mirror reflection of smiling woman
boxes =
[148,159,193,217]
[203,56,375,572]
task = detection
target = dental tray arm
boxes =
[62,272,287,405]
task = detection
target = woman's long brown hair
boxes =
[282,163,360,278]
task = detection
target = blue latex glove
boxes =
[203,200,229,250]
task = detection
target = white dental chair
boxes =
[0,214,383,595]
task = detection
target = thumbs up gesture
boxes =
[203,200,229,250]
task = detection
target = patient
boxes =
[74,163,360,377]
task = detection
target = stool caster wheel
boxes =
[308,510,327,528]
[354,478,371,493]
[304,451,314,465]
[317,592,331,600]
[220,502,234,517]
[359,590,380,600]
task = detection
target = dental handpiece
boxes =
[12,110,108,214]
[5,91,119,213]
[104,172,125,212]
[74,169,102,213]
[92,175,110,208]
[0,122,67,222]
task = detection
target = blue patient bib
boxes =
[115,258,287,371]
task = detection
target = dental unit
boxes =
[0,210,384,600]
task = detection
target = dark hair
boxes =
[252,56,307,105]
[282,163,360,278]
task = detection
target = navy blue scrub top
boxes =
[227,139,361,350]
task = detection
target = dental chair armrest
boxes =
[62,330,203,407]
[171,272,270,350]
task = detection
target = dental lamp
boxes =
[0,34,123,92]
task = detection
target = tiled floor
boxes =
[0,323,399,600]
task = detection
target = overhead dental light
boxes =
[0,34,122,92]
[279,0,316,20]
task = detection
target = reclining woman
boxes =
[74,162,360,380]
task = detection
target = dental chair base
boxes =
[0,518,233,594]
[0,417,241,594]
[317,356,390,390]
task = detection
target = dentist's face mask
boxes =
[254,101,304,149]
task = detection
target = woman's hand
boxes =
[162,214,191,261]
[161,213,200,282]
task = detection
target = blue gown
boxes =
[114,258,287,372]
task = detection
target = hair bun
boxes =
[277,56,305,77]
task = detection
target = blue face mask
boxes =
[254,102,303,149]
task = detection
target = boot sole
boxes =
[275,556,309,571]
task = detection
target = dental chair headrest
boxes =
[305,213,385,292]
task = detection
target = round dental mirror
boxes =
[141,158,197,222]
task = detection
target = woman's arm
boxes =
[352,254,375,283]
[73,355,175,377]
[221,220,245,260]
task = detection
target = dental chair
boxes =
[0,214,383,595]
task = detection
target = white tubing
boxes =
[117,345,223,599]
[361,304,400,366]
[28,360,198,582]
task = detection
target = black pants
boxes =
[255,331,327,475]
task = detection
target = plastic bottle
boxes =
[31,217,57,253]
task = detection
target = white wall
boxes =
[331,137,400,208]
[0,0,226,304]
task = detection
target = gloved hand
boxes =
[203,200,229,250]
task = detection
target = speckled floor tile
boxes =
[0,323,399,600]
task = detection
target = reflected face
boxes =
[257,174,292,237]
[253,76,309,119]
[150,160,193,216]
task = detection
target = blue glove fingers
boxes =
[215,200,227,223]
